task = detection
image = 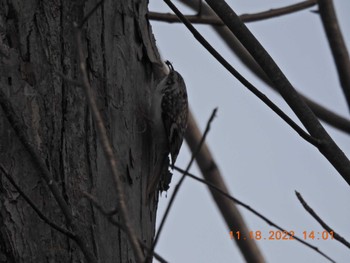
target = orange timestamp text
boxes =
[229,230,334,241]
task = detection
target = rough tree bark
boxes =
[0,0,162,262]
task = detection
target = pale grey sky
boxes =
[149,1,350,262]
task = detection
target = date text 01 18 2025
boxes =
[229,230,334,241]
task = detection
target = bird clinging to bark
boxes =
[147,61,188,197]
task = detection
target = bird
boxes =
[147,61,188,198]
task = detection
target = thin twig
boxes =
[83,193,125,230]
[74,26,144,262]
[0,165,75,239]
[179,0,350,135]
[172,167,335,263]
[318,0,350,112]
[79,0,105,28]
[150,108,217,257]
[296,191,350,249]
[240,0,318,23]
[83,193,168,263]
[0,88,73,224]
[0,87,96,262]
[149,0,317,25]
[148,12,224,25]
[163,0,320,148]
[202,0,350,183]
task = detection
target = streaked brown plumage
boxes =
[147,61,188,197]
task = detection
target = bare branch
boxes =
[172,166,335,263]
[163,0,321,147]
[74,26,144,262]
[149,0,317,25]
[202,0,350,184]
[179,0,350,135]
[148,12,223,25]
[0,89,72,223]
[183,110,265,262]
[0,165,75,239]
[83,193,125,230]
[318,0,350,112]
[83,193,168,263]
[240,0,318,23]
[79,0,105,28]
[296,191,350,249]
[303,96,350,133]
[150,108,217,258]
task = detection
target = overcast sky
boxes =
[148,1,350,262]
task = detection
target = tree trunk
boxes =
[0,0,161,262]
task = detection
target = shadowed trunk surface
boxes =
[0,0,162,262]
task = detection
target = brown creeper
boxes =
[147,61,188,196]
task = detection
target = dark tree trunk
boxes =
[0,0,162,262]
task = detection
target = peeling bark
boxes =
[0,0,161,262]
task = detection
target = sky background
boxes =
[148,1,350,262]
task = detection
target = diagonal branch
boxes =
[0,165,75,239]
[79,0,105,28]
[148,12,224,25]
[163,0,320,147]
[296,191,350,249]
[303,96,350,133]
[202,0,350,184]
[0,87,96,262]
[318,0,350,112]
[150,108,217,255]
[183,110,266,263]
[178,0,350,135]
[173,166,336,262]
[83,193,168,263]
